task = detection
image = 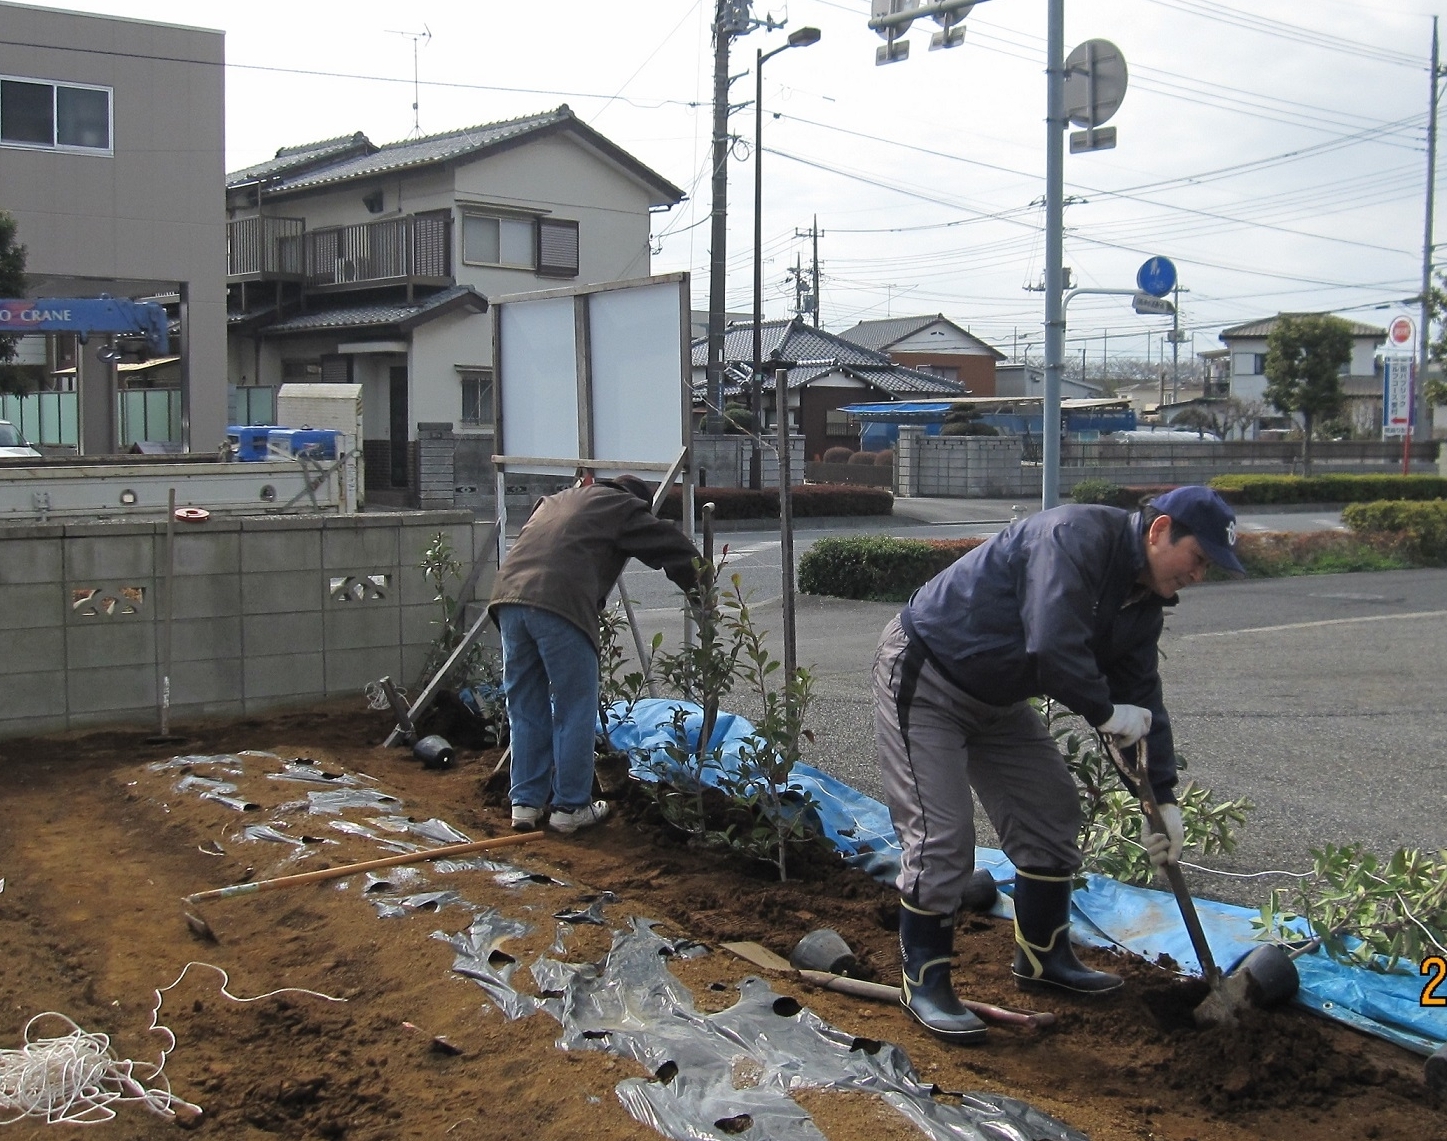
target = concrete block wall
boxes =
[693,434,805,490]
[0,511,489,739]
[416,423,457,509]
[900,434,1032,498]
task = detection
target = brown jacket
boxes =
[487,484,700,651]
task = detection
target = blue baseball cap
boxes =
[1149,486,1246,577]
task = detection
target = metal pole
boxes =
[811,214,821,328]
[1171,282,1182,402]
[1418,16,1439,458]
[1042,0,1065,509]
[705,0,733,435]
[751,46,765,491]
[775,365,796,678]
[160,487,176,738]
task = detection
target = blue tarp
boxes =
[604,697,1445,1059]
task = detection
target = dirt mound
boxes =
[0,701,1437,1140]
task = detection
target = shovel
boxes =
[1108,738,1298,1028]
[720,940,1055,1029]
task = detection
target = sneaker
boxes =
[548,800,610,834]
[511,805,542,832]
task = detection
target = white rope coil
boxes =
[0,961,344,1126]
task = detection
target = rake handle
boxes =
[184,830,545,904]
[795,970,1055,1028]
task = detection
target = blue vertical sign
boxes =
[1382,357,1415,437]
[1136,257,1177,298]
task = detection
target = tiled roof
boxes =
[234,106,683,205]
[1219,315,1386,339]
[226,132,374,188]
[692,318,966,400]
[259,285,486,335]
[840,314,1005,358]
[840,315,938,351]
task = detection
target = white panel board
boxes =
[587,281,685,466]
[498,296,578,463]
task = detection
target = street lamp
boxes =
[750,25,820,490]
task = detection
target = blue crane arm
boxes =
[0,297,170,355]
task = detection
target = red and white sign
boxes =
[1387,315,1416,350]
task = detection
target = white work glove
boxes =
[1142,803,1184,870]
[1100,703,1152,747]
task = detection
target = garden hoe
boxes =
[1108,739,1299,1028]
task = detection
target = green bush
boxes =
[874,448,894,467]
[1342,499,1447,563]
[798,535,985,601]
[1069,479,1124,506]
[1228,530,1420,577]
[821,446,853,464]
[846,450,878,465]
[1209,474,1447,505]
[661,483,893,522]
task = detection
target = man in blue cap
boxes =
[872,484,1245,1043]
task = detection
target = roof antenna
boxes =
[387,25,432,137]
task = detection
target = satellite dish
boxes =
[872,0,918,38]
[1063,39,1128,129]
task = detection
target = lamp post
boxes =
[751,26,820,490]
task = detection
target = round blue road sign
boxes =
[1136,256,1177,298]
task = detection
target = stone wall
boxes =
[0,511,490,739]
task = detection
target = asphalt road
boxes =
[614,505,1446,910]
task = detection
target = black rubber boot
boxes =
[898,899,988,1043]
[1011,868,1123,994]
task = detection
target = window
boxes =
[460,369,494,426]
[1,76,111,152]
[537,218,579,277]
[461,214,534,268]
[825,409,856,437]
[1232,352,1265,376]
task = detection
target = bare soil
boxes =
[0,700,1440,1140]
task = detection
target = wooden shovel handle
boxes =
[795,969,1056,1028]
[184,830,545,904]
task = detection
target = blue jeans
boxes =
[496,604,599,812]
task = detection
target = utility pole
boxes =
[793,218,824,327]
[1419,16,1441,442]
[705,1,757,434]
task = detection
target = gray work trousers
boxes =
[872,615,1082,915]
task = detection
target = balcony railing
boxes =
[302,213,452,290]
[226,215,305,279]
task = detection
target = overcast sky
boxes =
[23,0,1447,366]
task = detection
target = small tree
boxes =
[1170,407,1222,439]
[0,212,29,391]
[1263,314,1353,473]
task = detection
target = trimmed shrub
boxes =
[822,446,854,464]
[1227,529,1421,577]
[938,420,999,436]
[846,450,878,465]
[1342,499,1447,563]
[660,483,893,521]
[1069,479,1124,506]
[1209,474,1447,505]
[874,448,894,467]
[722,404,757,434]
[798,535,986,601]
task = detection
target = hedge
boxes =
[660,482,893,521]
[1342,499,1447,563]
[798,536,985,601]
[1208,474,1447,505]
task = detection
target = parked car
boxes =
[0,420,42,458]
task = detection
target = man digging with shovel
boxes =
[872,486,1246,1043]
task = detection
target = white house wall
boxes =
[408,310,491,430]
[890,324,993,355]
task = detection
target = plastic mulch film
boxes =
[147,754,249,774]
[553,892,618,925]
[239,824,307,846]
[371,890,464,920]
[200,791,261,812]
[266,762,363,786]
[305,789,403,815]
[433,909,538,1021]
[363,868,424,894]
[528,919,1085,1141]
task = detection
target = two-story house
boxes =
[225,105,684,505]
[0,1,226,454]
[839,314,1004,394]
[1220,315,1386,438]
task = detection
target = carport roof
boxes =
[257,285,487,335]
